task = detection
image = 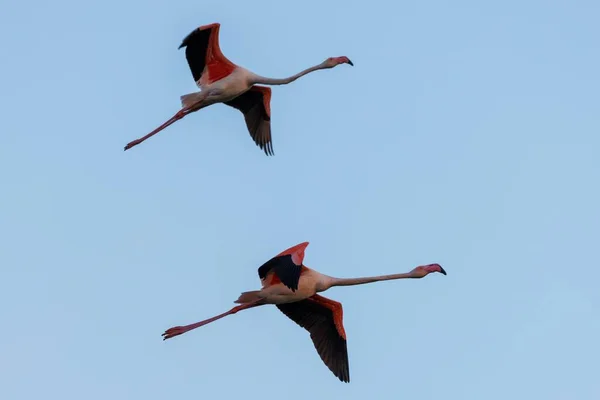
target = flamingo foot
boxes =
[124,139,143,151]
[162,326,190,340]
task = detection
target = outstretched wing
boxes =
[178,23,237,86]
[257,242,309,291]
[224,86,273,155]
[276,294,350,383]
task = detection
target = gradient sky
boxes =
[1,0,599,399]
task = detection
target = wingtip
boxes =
[295,241,310,250]
[336,370,350,383]
[179,22,221,49]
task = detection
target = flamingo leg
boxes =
[161,299,263,340]
[124,109,192,151]
[124,90,217,151]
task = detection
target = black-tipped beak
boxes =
[439,266,447,275]
[347,59,354,66]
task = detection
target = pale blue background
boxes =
[1,0,599,399]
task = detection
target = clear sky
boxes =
[1,0,599,398]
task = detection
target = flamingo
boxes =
[162,242,446,382]
[124,23,353,155]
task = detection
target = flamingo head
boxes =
[410,263,447,278]
[323,56,354,68]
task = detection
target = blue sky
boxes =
[1,0,599,398]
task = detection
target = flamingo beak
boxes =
[347,59,354,66]
[439,266,447,275]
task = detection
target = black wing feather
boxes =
[224,90,273,156]
[257,255,301,291]
[178,27,212,83]
[277,299,350,383]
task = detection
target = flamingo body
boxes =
[258,267,325,304]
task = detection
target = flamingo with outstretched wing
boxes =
[162,242,446,382]
[124,23,353,155]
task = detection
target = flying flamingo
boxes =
[124,23,353,155]
[162,242,446,382]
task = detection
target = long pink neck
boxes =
[252,63,326,86]
[329,272,416,288]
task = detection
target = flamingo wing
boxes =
[178,23,237,86]
[257,242,309,291]
[224,86,273,155]
[276,294,350,383]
